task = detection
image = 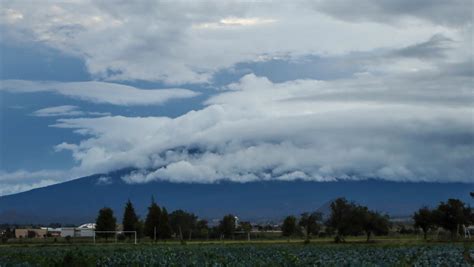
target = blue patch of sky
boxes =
[1,92,80,171]
[0,42,91,81]
[212,55,360,86]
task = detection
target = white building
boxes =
[60,228,75,238]
[60,223,96,238]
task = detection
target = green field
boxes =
[1,240,473,266]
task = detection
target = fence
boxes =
[93,231,137,245]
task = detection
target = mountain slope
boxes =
[0,169,472,224]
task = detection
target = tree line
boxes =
[413,198,473,240]
[281,198,390,243]
[285,197,473,242]
[95,197,392,242]
[3,196,470,243]
[95,196,473,242]
[95,197,247,242]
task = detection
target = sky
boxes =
[0,0,473,196]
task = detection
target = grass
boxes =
[0,234,469,247]
[0,240,472,266]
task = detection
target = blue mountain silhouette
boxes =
[0,169,472,224]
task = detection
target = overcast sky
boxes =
[0,0,472,195]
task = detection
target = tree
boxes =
[282,216,297,238]
[299,212,322,242]
[95,207,117,240]
[144,197,161,241]
[361,209,390,242]
[326,198,366,242]
[158,207,172,239]
[135,220,144,239]
[194,219,210,239]
[413,206,436,240]
[434,199,472,239]
[326,198,362,242]
[239,221,252,241]
[122,199,139,238]
[219,214,236,239]
[169,210,197,241]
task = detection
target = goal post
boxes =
[93,231,137,244]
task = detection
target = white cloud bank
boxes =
[0,1,472,195]
[51,71,473,184]
[0,80,199,106]
[1,1,469,84]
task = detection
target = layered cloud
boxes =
[32,105,110,117]
[313,0,472,26]
[1,1,469,84]
[51,70,473,184]
[0,169,66,196]
[0,1,472,195]
[0,80,199,105]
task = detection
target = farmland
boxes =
[0,241,473,266]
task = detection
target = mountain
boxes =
[0,169,472,224]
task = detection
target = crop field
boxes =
[0,242,473,266]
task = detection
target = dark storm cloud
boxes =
[314,0,472,26]
[393,34,453,59]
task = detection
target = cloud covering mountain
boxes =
[52,72,473,183]
[0,0,472,195]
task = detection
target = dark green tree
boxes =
[194,219,209,239]
[239,221,252,241]
[413,206,436,240]
[219,214,236,239]
[361,209,390,242]
[144,197,161,241]
[158,207,172,239]
[326,198,362,242]
[299,212,322,242]
[169,210,197,240]
[122,199,139,238]
[434,199,472,239]
[282,216,297,238]
[95,207,117,240]
[135,220,144,239]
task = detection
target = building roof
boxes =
[78,223,96,229]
